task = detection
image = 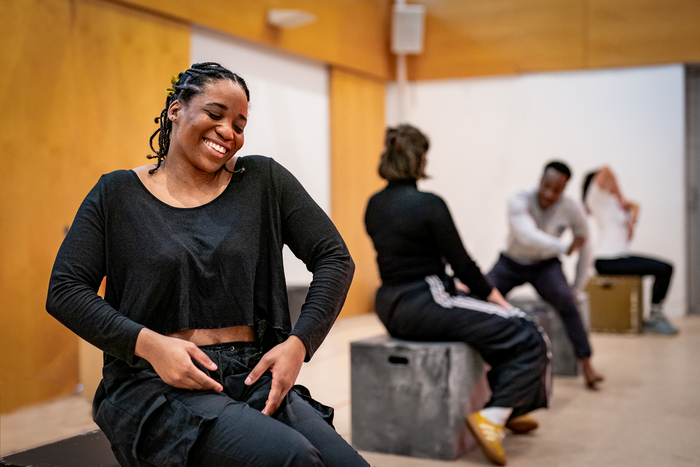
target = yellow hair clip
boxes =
[166,70,188,98]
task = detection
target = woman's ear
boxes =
[167,100,182,123]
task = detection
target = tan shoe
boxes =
[505,414,538,434]
[466,412,507,466]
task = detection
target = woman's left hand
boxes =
[245,335,307,416]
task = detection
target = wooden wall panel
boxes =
[0,0,189,413]
[329,68,386,318]
[588,0,700,69]
[408,0,700,80]
[111,0,393,80]
[409,0,587,80]
[71,0,190,176]
[0,0,79,415]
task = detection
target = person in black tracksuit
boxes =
[364,124,550,466]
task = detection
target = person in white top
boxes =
[487,161,604,389]
[582,166,678,335]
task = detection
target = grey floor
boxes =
[2,313,699,466]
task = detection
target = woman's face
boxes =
[167,79,248,173]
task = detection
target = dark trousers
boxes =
[486,254,592,359]
[94,343,368,467]
[595,255,673,304]
[375,275,550,419]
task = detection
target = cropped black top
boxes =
[47,156,354,365]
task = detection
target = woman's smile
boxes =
[165,79,248,173]
[204,137,229,157]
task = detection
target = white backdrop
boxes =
[192,26,330,286]
[387,65,686,316]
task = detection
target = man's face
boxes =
[538,168,569,210]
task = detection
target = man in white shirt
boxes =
[487,161,604,389]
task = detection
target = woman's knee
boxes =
[191,427,324,467]
[660,261,673,278]
[490,318,548,360]
[186,402,326,467]
[522,319,548,351]
[284,438,325,467]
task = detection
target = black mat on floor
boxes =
[0,430,118,467]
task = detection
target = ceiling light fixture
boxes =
[267,9,317,29]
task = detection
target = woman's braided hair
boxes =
[147,62,251,174]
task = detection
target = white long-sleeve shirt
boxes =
[504,188,592,293]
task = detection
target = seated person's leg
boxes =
[186,392,325,467]
[595,255,673,305]
[595,256,677,334]
[395,279,549,414]
[378,277,549,466]
[275,390,369,467]
[100,352,347,467]
[530,260,604,388]
[486,254,527,297]
[530,261,591,359]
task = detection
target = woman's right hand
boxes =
[134,328,224,392]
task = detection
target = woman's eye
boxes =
[206,111,221,120]
[234,126,243,134]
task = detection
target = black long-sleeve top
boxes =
[364,179,492,299]
[46,156,354,366]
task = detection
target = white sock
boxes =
[480,407,513,426]
[650,304,664,320]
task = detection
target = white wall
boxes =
[387,65,686,316]
[192,26,330,285]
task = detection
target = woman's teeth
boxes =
[205,139,227,154]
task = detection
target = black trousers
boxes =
[595,255,673,304]
[375,275,550,420]
[487,254,592,359]
[94,343,368,467]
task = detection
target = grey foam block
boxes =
[350,335,486,460]
[510,297,590,376]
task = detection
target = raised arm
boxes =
[595,166,639,239]
[595,166,622,198]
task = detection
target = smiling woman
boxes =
[46,62,368,467]
[134,67,250,208]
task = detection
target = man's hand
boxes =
[568,236,586,255]
[134,328,223,392]
[245,335,307,416]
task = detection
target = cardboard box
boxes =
[585,275,643,333]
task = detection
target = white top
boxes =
[585,182,630,259]
[504,188,592,293]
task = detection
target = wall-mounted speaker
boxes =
[391,3,426,55]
